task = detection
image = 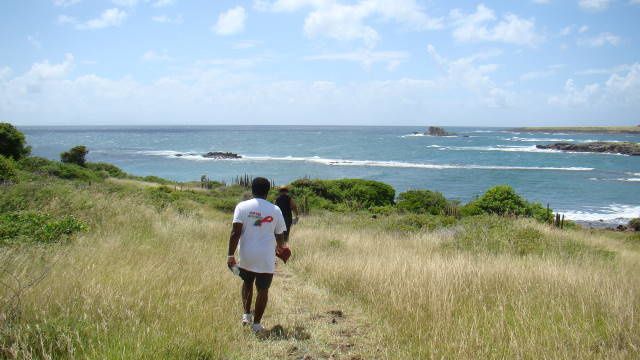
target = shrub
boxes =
[141,175,174,185]
[629,218,640,232]
[61,145,88,166]
[474,185,529,216]
[0,155,18,182]
[397,190,448,215]
[289,178,395,210]
[86,162,128,178]
[17,156,56,172]
[0,211,87,245]
[0,122,31,160]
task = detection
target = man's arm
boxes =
[227,222,243,266]
[276,233,286,248]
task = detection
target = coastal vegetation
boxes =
[1,124,639,358]
[515,126,640,134]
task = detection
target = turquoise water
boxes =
[21,126,640,223]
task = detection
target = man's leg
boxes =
[239,269,256,315]
[253,273,274,324]
[242,279,253,314]
[254,288,268,324]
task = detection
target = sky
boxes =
[1,0,639,126]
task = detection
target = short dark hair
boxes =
[251,177,270,197]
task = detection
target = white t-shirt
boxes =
[233,198,287,274]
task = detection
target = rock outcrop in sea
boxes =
[426,126,454,136]
[174,152,242,159]
[536,142,640,156]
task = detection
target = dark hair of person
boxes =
[251,177,271,198]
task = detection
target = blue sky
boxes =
[1,0,639,126]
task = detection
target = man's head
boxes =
[279,186,289,194]
[251,177,270,199]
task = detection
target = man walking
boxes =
[227,177,287,333]
[275,186,299,242]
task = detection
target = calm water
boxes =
[21,126,640,223]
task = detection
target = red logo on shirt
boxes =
[254,216,273,227]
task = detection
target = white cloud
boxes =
[575,64,633,76]
[27,54,75,80]
[521,64,564,81]
[57,15,77,25]
[579,25,589,33]
[549,79,599,106]
[257,0,442,48]
[427,44,511,107]
[532,0,550,3]
[578,32,621,47]
[75,8,127,30]
[152,14,183,24]
[141,50,173,62]
[450,5,543,46]
[151,0,175,7]
[112,0,139,7]
[53,0,81,7]
[631,0,640,4]
[578,0,612,11]
[304,50,409,70]
[27,35,42,49]
[550,64,640,106]
[213,6,247,35]
[605,63,640,103]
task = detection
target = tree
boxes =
[61,146,89,166]
[397,190,448,215]
[474,185,529,216]
[0,122,31,160]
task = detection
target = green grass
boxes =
[1,168,639,358]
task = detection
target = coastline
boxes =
[514,126,640,134]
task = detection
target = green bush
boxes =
[459,202,483,217]
[17,156,56,173]
[474,185,529,216]
[0,211,87,245]
[0,122,31,160]
[397,190,448,215]
[629,218,640,232]
[289,178,395,210]
[86,162,128,178]
[141,175,174,185]
[0,155,17,182]
[61,145,88,166]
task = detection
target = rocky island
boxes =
[410,126,455,136]
[536,142,640,156]
[174,151,242,159]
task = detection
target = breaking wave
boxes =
[562,204,640,224]
[137,150,593,172]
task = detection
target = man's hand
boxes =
[227,255,237,267]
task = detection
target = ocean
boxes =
[21,126,640,224]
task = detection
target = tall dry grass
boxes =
[1,180,639,359]
[290,214,640,359]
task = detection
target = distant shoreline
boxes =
[513,126,640,134]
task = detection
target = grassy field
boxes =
[1,176,639,359]
[515,126,640,134]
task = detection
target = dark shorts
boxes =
[239,268,273,290]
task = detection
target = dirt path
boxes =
[237,265,385,360]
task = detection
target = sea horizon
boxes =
[22,125,640,225]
